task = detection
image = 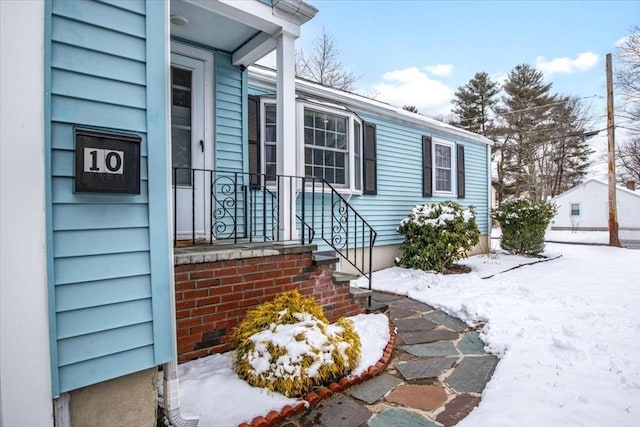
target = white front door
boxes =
[171,46,213,241]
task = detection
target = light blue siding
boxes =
[55,276,152,312]
[57,323,154,367]
[352,113,490,246]
[46,0,172,395]
[215,52,244,172]
[58,346,155,393]
[246,81,491,251]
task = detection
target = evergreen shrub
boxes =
[493,198,557,256]
[231,290,361,397]
[396,201,480,273]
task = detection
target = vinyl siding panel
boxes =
[58,346,155,393]
[350,113,490,247]
[215,52,244,172]
[55,276,152,312]
[245,83,490,251]
[47,0,171,395]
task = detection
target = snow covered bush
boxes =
[493,198,556,256]
[396,201,480,273]
[231,290,361,397]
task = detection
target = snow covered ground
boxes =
[355,242,640,427]
[167,234,640,427]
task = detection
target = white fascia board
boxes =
[232,32,276,67]
[248,66,494,147]
[186,0,302,37]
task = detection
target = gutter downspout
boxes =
[163,359,198,427]
[162,1,197,423]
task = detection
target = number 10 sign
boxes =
[75,128,141,194]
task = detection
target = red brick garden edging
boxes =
[238,318,396,427]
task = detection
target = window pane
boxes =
[315,130,325,147]
[314,167,323,180]
[435,168,451,192]
[304,111,314,127]
[336,133,347,150]
[435,144,451,168]
[304,128,314,145]
[327,117,336,131]
[265,104,276,124]
[335,167,345,184]
[265,125,276,143]
[265,145,276,163]
[336,153,345,168]
[171,66,192,186]
[336,118,346,133]
[325,168,335,183]
[325,150,335,166]
[354,122,361,190]
[315,114,325,129]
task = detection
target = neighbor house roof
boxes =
[552,178,640,200]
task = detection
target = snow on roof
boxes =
[552,178,640,200]
[248,65,494,147]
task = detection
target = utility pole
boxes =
[606,53,621,247]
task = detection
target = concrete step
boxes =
[333,271,360,284]
[312,252,339,266]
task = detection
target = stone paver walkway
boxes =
[281,292,497,427]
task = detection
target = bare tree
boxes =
[615,25,640,130]
[617,136,640,183]
[403,105,419,114]
[615,26,640,184]
[295,27,358,91]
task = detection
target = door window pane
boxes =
[171,67,192,186]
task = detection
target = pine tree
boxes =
[547,97,593,196]
[496,65,592,201]
[499,64,556,201]
[451,72,500,137]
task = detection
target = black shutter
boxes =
[457,144,465,199]
[422,136,432,197]
[248,96,260,186]
[363,122,377,195]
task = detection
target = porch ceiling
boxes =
[170,0,260,53]
[170,0,317,67]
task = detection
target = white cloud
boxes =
[424,64,454,77]
[614,35,628,48]
[535,52,599,76]
[371,66,454,116]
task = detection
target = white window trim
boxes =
[433,139,457,196]
[295,101,363,194]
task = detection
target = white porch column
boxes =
[276,31,297,242]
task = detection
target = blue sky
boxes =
[294,0,639,127]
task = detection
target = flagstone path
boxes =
[280,291,498,427]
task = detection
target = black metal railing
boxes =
[172,168,377,291]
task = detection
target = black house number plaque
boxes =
[75,128,141,194]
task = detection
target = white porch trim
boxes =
[276,31,297,241]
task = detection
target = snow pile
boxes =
[243,312,355,384]
[166,313,389,427]
[400,202,474,228]
[233,291,361,397]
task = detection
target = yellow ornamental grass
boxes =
[231,290,361,397]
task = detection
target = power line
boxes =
[493,95,603,117]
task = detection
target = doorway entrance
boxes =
[170,44,213,240]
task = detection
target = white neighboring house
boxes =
[551,179,640,239]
